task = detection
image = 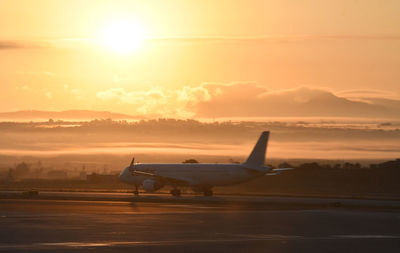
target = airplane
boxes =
[119,131,292,196]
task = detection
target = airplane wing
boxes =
[272,168,294,172]
[265,167,294,176]
[244,165,294,176]
[265,172,281,176]
[129,169,196,186]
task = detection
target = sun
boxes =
[100,20,145,54]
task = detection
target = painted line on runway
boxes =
[1,234,400,250]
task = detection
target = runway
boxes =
[1,198,400,252]
[1,190,400,209]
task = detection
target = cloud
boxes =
[2,34,400,50]
[0,40,50,49]
[147,34,400,45]
[16,85,31,91]
[43,71,56,77]
[337,89,400,100]
[232,87,399,118]
[96,83,266,117]
[71,88,85,100]
[192,84,400,119]
[45,91,53,99]
[0,41,27,49]
[97,88,166,104]
[97,88,172,116]
[0,38,92,50]
[202,82,268,98]
[192,84,290,117]
[96,83,400,119]
[177,85,211,110]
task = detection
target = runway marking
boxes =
[333,235,400,239]
[1,235,400,250]
[223,233,305,239]
[161,204,222,209]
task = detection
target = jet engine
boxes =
[142,179,164,192]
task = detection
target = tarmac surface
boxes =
[1,190,400,209]
[1,192,400,252]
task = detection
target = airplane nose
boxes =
[119,167,128,182]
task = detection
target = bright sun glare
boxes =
[100,20,145,54]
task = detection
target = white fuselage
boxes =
[119,131,273,194]
[119,163,268,189]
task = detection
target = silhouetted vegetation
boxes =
[1,159,399,199]
[182,159,199,163]
[219,159,400,198]
[0,119,399,197]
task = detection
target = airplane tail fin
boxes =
[244,131,269,167]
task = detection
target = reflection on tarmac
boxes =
[1,198,400,253]
[2,234,400,251]
[2,190,400,209]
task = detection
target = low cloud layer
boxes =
[0,40,49,49]
[150,34,400,45]
[2,33,400,50]
[96,83,400,119]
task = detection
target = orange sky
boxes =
[1,0,400,118]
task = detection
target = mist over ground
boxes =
[0,118,399,175]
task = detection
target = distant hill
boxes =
[0,110,143,121]
[195,86,400,119]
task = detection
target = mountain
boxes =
[195,86,400,119]
[0,110,143,121]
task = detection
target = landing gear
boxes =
[133,185,139,196]
[170,188,181,196]
[203,189,213,197]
